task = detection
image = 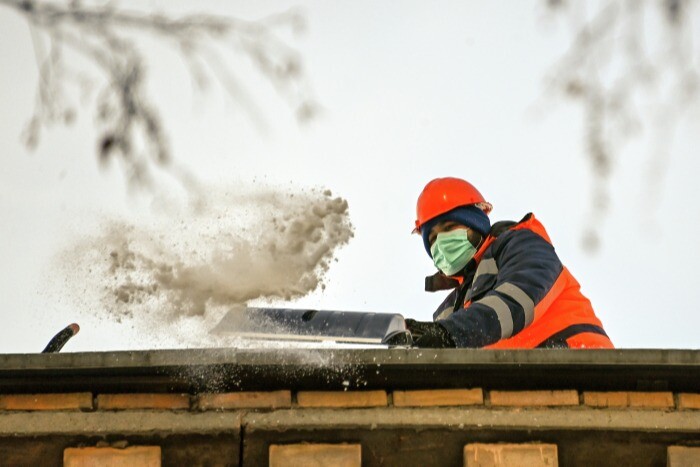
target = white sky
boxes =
[1,1,699,352]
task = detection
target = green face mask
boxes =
[430,229,477,276]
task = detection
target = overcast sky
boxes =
[1,1,698,352]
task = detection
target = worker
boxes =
[407,177,614,349]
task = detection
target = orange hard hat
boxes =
[413,177,492,233]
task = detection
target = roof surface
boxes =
[1,348,698,393]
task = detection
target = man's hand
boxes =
[405,319,456,348]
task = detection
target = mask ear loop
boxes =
[476,234,486,250]
[467,228,485,251]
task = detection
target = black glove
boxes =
[405,319,456,348]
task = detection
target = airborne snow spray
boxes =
[54,185,354,350]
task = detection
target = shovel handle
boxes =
[42,323,80,353]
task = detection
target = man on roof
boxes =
[407,177,614,349]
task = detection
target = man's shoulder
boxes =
[488,213,556,257]
[489,220,518,237]
[489,213,533,237]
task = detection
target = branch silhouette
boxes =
[543,0,699,250]
[1,0,317,187]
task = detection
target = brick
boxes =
[197,391,291,410]
[97,393,189,410]
[677,393,700,410]
[393,389,483,407]
[582,391,674,409]
[296,390,387,408]
[64,446,161,467]
[464,443,558,467]
[583,392,630,408]
[489,390,578,407]
[668,446,700,467]
[270,444,360,467]
[628,392,674,409]
[0,393,92,411]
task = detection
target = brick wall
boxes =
[3,388,697,411]
[0,388,699,465]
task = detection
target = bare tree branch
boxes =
[543,0,700,251]
[0,0,317,188]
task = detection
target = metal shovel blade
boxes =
[212,307,409,345]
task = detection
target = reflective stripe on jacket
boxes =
[433,213,613,349]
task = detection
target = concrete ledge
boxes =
[0,411,241,436]
[243,407,700,433]
[2,407,698,437]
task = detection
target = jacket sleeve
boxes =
[438,229,563,348]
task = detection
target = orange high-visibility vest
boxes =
[483,266,613,349]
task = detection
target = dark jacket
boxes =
[430,214,613,349]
